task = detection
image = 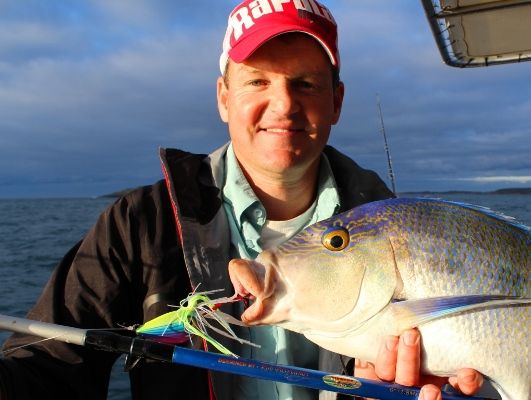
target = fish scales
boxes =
[383,200,528,297]
[236,198,530,400]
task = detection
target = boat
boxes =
[421,0,531,67]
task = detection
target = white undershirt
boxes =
[259,199,318,250]
[240,198,319,400]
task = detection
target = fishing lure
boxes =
[136,289,257,356]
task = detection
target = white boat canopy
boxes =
[421,0,531,67]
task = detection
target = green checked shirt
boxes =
[222,143,340,400]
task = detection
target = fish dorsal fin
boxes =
[410,197,530,234]
[391,295,531,330]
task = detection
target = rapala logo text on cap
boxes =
[229,0,336,41]
[219,0,339,73]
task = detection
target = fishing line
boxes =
[0,327,131,356]
[1,335,63,356]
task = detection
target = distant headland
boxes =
[401,187,531,196]
[99,189,136,198]
[100,187,531,199]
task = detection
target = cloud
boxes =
[0,0,530,197]
[0,5,229,197]
[324,1,531,192]
[92,0,239,29]
[458,176,531,184]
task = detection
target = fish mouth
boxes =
[228,252,288,325]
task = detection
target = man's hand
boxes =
[354,329,483,400]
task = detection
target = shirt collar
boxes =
[222,143,264,226]
[222,142,340,257]
[310,152,340,225]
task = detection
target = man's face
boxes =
[217,34,344,179]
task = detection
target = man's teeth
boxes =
[266,128,296,133]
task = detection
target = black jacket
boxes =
[0,144,393,399]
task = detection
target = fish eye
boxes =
[321,227,350,251]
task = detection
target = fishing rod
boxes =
[376,94,397,196]
[0,314,491,400]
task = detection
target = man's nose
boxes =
[269,82,300,116]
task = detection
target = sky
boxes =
[0,0,530,198]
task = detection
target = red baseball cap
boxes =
[220,0,339,74]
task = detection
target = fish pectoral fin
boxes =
[391,295,531,329]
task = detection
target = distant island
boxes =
[99,188,136,198]
[401,187,531,196]
[100,187,531,199]
[490,188,531,195]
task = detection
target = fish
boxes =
[228,197,531,400]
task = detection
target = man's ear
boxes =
[332,81,344,125]
[217,76,229,123]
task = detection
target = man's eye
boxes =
[294,80,316,89]
[248,79,267,86]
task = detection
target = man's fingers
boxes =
[353,359,379,381]
[374,336,399,381]
[448,368,484,395]
[365,329,483,399]
[373,329,420,385]
[418,384,442,400]
[394,329,421,386]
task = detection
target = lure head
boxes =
[229,207,400,334]
[136,310,190,344]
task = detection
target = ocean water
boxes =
[0,197,131,398]
[0,194,529,399]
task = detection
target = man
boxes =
[0,1,482,399]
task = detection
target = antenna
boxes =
[376,94,397,195]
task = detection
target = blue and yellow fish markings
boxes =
[241,197,529,400]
